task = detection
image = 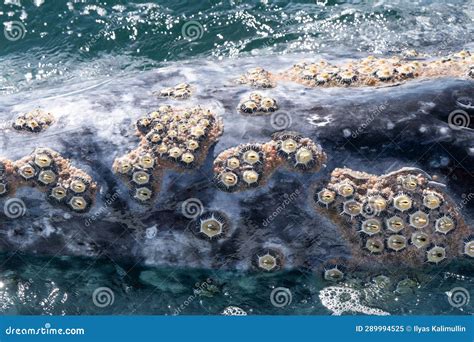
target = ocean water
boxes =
[0,0,473,315]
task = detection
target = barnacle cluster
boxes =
[213,132,326,192]
[314,167,471,267]
[113,105,223,203]
[237,67,275,88]
[239,51,473,89]
[238,92,278,115]
[156,83,193,100]
[12,109,54,133]
[0,148,96,212]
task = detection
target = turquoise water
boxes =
[0,1,473,315]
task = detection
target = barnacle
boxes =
[50,185,67,201]
[242,170,259,186]
[132,171,150,185]
[19,164,36,179]
[393,194,412,212]
[316,72,331,84]
[293,147,315,170]
[38,170,56,185]
[195,211,228,239]
[409,211,429,229]
[0,182,7,195]
[217,171,239,191]
[387,235,407,251]
[134,187,153,203]
[260,97,278,112]
[70,179,87,194]
[411,231,430,248]
[375,67,394,81]
[337,69,358,84]
[426,246,446,264]
[401,175,418,191]
[342,200,362,217]
[138,154,155,169]
[324,267,344,281]
[365,238,384,254]
[423,192,442,209]
[240,100,258,114]
[464,240,474,257]
[361,219,382,236]
[435,216,455,234]
[317,189,336,207]
[68,196,88,212]
[34,153,52,168]
[280,138,298,156]
[368,195,387,212]
[241,147,262,165]
[386,216,405,233]
[338,183,354,198]
[180,152,195,166]
[396,64,415,78]
[257,252,280,271]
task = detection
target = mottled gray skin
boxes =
[0,55,473,271]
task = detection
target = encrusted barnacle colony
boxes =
[113,105,223,203]
[313,167,471,268]
[12,109,54,133]
[213,131,326,192]
[238,51,474,89]
[237,67,275,88]
[0,148,96,212]
[155,83,193,100]
[238,92,278,115]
